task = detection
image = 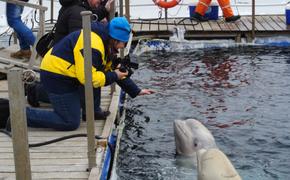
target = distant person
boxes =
[54,0,114,45]
[6,0,36,59]
[192,0,240,22]
[23,17,154,131]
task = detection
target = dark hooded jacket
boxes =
[53,0,109,45]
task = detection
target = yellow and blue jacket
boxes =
[40,22,141,97]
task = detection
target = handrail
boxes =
[0,0,47,11]
[118,3,287,7]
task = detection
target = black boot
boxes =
[192,12,208,22]
[26,83,40,107]
[82,110,111,121]
[225,15,241,22]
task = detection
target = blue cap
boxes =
[109,17,131,42]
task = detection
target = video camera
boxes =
[113,55,139,77]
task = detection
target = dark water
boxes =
[116,46,290,180]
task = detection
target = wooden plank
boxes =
[132,20,142,32]
[240,16,253,30]
[234,18,249,31]
[0,164,88,172]
[182,19,195,31]
[192,20,203,31]
[246,16,263,31]
[0,159,88,166]
[101,87,120,138]
[157,19,168,31]
[208,20,221,31]
[277,15,290,30]
[217,20,231,31]
[271,15,287,30]
[256,16,274,31]
[200,21,212,31]
[150,20,159,31]
[263,16,282,31]
[141,21,150,32]
[1,172,88,180]
[0,152,88,159]
[225,21,239,31]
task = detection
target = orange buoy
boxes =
[153,0,181,8]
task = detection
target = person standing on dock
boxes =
[53,0,114,45]
[192,0,241,22]
[6,0,36,59]
[24,17,154,131]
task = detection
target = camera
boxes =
[113,55,139,77]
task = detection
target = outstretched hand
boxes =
[138,89,156,96]
[105,0,114,12]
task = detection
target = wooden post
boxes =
[251,0,255,41]
[50,0,54,24]
[119,0,123,17]
[81,11,96,170]
[7,69,31,180]
[109,0,116,20]
[125,0,130,21]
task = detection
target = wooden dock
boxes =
[0,33,122,180]
[131,15,290,41]
[0,78,121,179]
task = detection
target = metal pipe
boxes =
[8,69,32,180]
[252,0,255,41]
[0,0,47,11]
[81,11,96,170]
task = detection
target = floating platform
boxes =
[131,15,290,41]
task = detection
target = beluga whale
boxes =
[174,119,217,156]
[174,119,241,180]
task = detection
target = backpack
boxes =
[0,98,9,129]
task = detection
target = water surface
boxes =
[117,46,290,180]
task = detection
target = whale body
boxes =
[174,119,241,180]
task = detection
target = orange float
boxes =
[153,0,181,8]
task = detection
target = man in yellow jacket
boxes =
[193,0,240,22]
[25,17,154,131]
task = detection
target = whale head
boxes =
[174,119,217,156]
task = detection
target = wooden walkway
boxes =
[0,78,121,179]
[131,15,290,41]
[0,19,123,179]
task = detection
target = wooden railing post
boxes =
[125,0,130,21]
[251,0,255,41]
[81,11,96,170]
[7,69,31,180]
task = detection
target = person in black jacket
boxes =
[53,0,114,45]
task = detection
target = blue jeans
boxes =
[6,3,35,50]
[34,83,102,114]
[26,90,81,131]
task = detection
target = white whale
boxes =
[174,119,242,180]
[197,149,242,180]
[174,119,217,156]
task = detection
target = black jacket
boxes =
[53,0,109,45]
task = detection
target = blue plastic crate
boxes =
[286,3,290,25]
